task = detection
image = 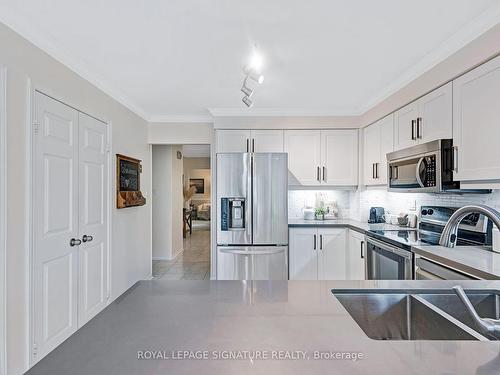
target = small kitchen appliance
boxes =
[368,207,385,223]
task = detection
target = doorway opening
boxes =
[152,144,211,280]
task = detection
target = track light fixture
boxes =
[241,47,264,108]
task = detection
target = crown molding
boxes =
[208,107,360,117]
[148,114,213,123]
[0,10,150,121]
[357,2,500,114]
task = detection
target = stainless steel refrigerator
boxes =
[216,152,288,280]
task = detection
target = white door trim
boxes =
[0,66,7,375]
[28,86,112,367]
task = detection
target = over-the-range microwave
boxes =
[386,139,490,194]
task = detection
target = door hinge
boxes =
[105,144,110,153]
[33,121,39,135]
[32,342,38,357]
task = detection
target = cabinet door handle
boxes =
[320,234,323,250]
[411,120,416,140]
[252,138,255,153]
[360,241,365,259]
[317,166,320,182]
[322,166,326,182]
[70,238,82,247]
[453,145,458,173]
[82,234,93,243]
[246,139,249,152]
[313,234,317,250]
[372,163,375,179]
[375,163,379,179]
[416,117,422,139]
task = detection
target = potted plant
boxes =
[315,207,326,220]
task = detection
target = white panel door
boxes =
[216,130,251,153]
[378,114,394,185]
[289,228,317,280]
[321,130,358,185]
[33,92,79,362]
[417,82,452,143]
[78,113,108,326]
[347,230,365,280]
[363,123,380,186]
[318,228,347,280]
[251,130,284,152]
[453,55,500,181]
[284,130,321,185]
[394,102,418,151]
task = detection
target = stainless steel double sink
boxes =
[332,289,500,341]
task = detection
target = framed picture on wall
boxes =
[189,178,205,194]
[116,154,146,208]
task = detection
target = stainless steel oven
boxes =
[365,236,413,280]
[387,139,457,193]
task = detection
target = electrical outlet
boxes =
[407,199,417,211]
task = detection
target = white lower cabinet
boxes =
[289,227,347,280]
[347,229,366,280]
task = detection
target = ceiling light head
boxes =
[242,96,253,108]
[248,71,264,84]
[241,81,253,97]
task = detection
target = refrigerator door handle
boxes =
[219,248,286,256]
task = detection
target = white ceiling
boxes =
[1,0,500,121]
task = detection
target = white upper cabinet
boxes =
[216,130,251,152]
[394,101,418,150]
[285,129,358,186]
[216,129,284,153]
[251,129,284,152]
[363,114,394,186]
[285,130,322,185]
[321,130,358,186]
[417,82,452,143]
[394,82,452,151]
[453,55,500,182]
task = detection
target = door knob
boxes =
[70,238,82,247]
[82,235,93,243]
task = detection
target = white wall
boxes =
[152,145,183,260]
[152,145,173,260]
[148,122,214,144]
[0,22,151,374]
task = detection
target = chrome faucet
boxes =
[439,204,500,247]
[453,286,500,340]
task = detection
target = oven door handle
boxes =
[416,157,425,188]
[366,237,412,260]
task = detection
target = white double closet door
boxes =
[32,92,109,362]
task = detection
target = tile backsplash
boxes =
[288,187,500,222]
[288,190,351,218]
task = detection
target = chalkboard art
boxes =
[116,154,146,208]
[120,159,139,191]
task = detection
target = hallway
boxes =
[152,220,211,280]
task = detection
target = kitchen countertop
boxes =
[288,218,411,233]
[27,280,500,375]
[412,245,500,280]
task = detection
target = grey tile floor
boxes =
[152,220,211,280]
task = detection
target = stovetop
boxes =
[367,229,440,250]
